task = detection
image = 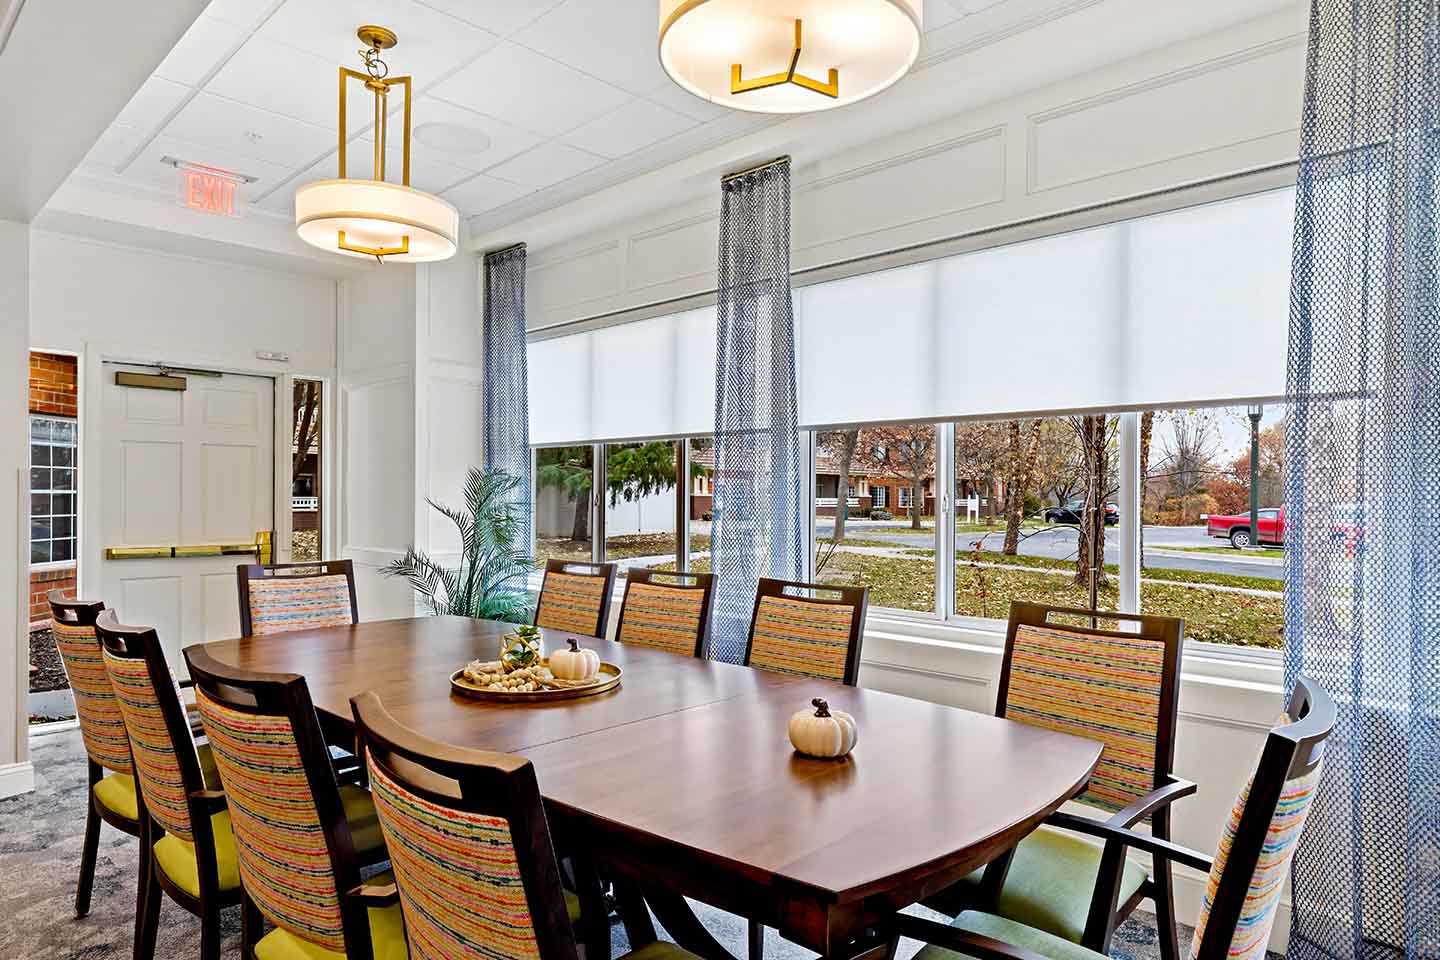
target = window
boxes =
[872,485,887,508]
[897,486,913,508]
[1136,405,1286,650]
[290,379,322,562]
[815,426,937,615]
[30,416,77,565]
[535,445,595,568]
[603,440,679,573]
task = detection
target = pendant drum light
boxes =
[295,26,458,263]
[659,0,922,114]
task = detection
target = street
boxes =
[811,520,1282,579]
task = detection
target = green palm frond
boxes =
[383,466,537,623]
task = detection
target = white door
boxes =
[99,363,275,671]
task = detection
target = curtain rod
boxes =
[722,155,791,183]
[485,241,527,257]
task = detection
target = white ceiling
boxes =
[67,0,1078,233]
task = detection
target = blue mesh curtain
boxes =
[483,245,533,551]
[711,160,805,663]
[1284,1,1440,956]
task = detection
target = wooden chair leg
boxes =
[1152,861,1180,960]
[200,904,223,960]
[133,859,161,960]
[240,893,263,960]
[572,854,612,960]
[75,801,102,916]
[747,920,765,960]
[612,875,657,948]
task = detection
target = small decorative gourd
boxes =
[549,638,600,682]
[788,698,858,759]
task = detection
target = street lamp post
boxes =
[1246,404,1263,550]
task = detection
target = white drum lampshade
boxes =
[295,179,459,263]
[659,0,923,114]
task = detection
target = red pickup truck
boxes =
[1206,507,1284,548]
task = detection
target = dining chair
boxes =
[615,568,715,658]
[535,559,618,639]
[352,689,703,960]
[890,674,1335,960]
[925,601,1192,960]
[183,645,397,960]
[96,610,238,960]
[237,559,359,637]
[49,591,143,918]
[743,577,868,685]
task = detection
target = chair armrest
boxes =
[1046,812,1214,873]
[346,882,399,906]
[890,914,1052,960]
[1105,777,1198,828]
[188,789,228,815]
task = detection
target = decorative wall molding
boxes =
[1026,34,1305,194]
[528,240,625,315]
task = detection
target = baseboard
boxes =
[0,760,34,799]
[1171,862,1291,952]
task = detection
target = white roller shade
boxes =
[527,306,717,446]
[797,185,1295,427]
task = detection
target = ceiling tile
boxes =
[206,36,352,129]
[80,124,149,172]
[484,142,606,188]
[202,0,275,30]
[441,173,534,214]
[924,0,968,30]
[115,77,192,131]
[257,0,498,80]
[415,0,565,38]
[513,0,670,97]
[163,91,334,168]
[363,96,543,172]
[155,14,246,87]
[562,98,697,159]
[430,41,631,137]
[644,80,732,123]
[123,134,297,196]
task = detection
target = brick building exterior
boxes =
[28,351,78,623]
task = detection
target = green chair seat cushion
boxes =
[152,780,382,900]
[564,889,581,925]
[619,940,704,960]
[154,810,242,897]
[253,898,406,960]
[93,773,139,823]
[956,826,1150,943]
[913,912,1107,960]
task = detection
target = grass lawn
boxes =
[535,533,712,566]
[942,549,1284,593]
[1161,544,1286,559]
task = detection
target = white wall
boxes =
[339,266,422,620]
[522,8,1305,331]
[0,221,31,798]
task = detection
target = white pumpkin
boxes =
[788,698,858,759]
[550,638,600,681]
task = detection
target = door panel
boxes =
[100,363,275,672]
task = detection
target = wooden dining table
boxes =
[199,616,1101,960]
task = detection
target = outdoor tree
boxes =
[292,380,320,477]
[1001,419,1043,555]
[1139,409,1154,568]
[1068,415,1119,591]
[535,446,594,541]
[819,429,861,541]
[536,442,702,543]
[861,425,936,531]
[954,421,1010,525]
[1032,419,1087,507]
[1154,410,1222,505]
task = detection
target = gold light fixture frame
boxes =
[335,25,414,260]
[731,20,839,99]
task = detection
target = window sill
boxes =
[862,609,1284,692]
[29,560,77,574]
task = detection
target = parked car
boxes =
[1044,500,1119,525]
[1206,507,1284,548]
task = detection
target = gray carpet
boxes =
[0,729,1185,960]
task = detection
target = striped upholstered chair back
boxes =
[50,592,132,776]
[997,602,1183,815]
[184,646,389,960]
[238,560,359,637]
[535,559,617,639]
[96,612,207,843]
[352,690,582,960]
[744,578,868,686]
[616,569,715,658]
[1189,675,1333,960]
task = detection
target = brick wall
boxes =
[30,351,78,418]
[29,351,80,624]
[29,567,76,625]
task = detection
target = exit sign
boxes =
[163,157,252,217]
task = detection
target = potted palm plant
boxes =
[383,466,536,623]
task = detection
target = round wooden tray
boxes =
[449,661,622,703]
